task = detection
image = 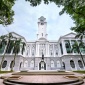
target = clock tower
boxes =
[37,16,48,40]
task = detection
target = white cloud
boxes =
[0,0,75,41]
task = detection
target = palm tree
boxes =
[0,35,7,70]
[21,42,26,55]
[72,41,85,66]
[0,33,13,71]
[11,38,26,71]
[75,32,85,40]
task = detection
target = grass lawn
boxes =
[73,70,85,74]
[0,71,13,74]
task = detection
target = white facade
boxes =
[0,16,85,71]
[27,16,58,58]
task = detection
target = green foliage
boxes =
[0,70,13,74]
[72,41,85,66]
[11,38,26,71]
[0,0,16,25]
[13,38,26,55]
[21,42,26,55]
[72,41,85,53]
[73,70,85,74]
[0,32,26,71]
[0,33,15,71]
[0,36,7,53]
[0,35,7,49]
[6,40,14,53]
[72,41,80,53]
[13,39,21,54]
[5,33,14,54]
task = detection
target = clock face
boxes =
[41,23,44,25]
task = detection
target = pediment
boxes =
[6,32,26,41]
[61,32,76,38]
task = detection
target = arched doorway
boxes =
[24,61,28,68]
[39,61,46,70]
[2,60,7,68]
[51,60,54,68]
[70,60,75,68]
[78,60,83,69]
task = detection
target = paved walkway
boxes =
[16,75,73,83]
[0,72,85,85]
[73,72,85,85]
[0,73,12,85]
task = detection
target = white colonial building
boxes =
[0,16,85,71]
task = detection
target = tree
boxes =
[72,41,85,66]
[0,0,16,25]
[11,38,26,71]
[0,33,13,70]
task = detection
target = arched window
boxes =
[2,60,7,68]
[41,23,44,25]
[24,61,28,68]
[51,60,54,68]
[50,50,53,57]
[51,52,52,55]
[42,33,43,36]
[78,60,83,68]
[70,60,75,68]
[10,60,15,68]
[32,50,34,56]
[31,45,35,57]
[56,52,58,55]
[30,60,34,68]
[57,61,61,68]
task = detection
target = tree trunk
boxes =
[11,53,16,71]
[79,51,85,66]
[0,53,5,71]
[0,44,8,71]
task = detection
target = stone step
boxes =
[12,71,74,75]
[3,79,84,85]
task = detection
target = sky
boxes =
[0,0,75,41]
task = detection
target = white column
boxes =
[37,43,39,57]
[11,47,14,55]
[53,44,55,57]
[3,44,7,55]
[3,40,9,55]
[45,43,47,57]
[48,43,49,57]
[62,39,66,55]
[30,45,31,57]
[46,43,47,57]
[36,43,38,57]
[54,45,55,57]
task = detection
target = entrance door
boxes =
[39,61,46,70]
